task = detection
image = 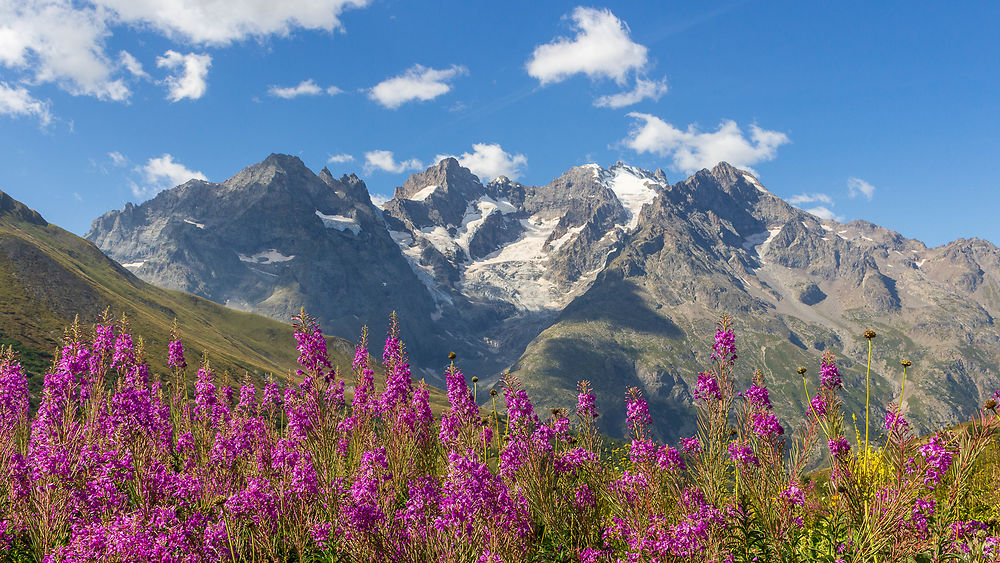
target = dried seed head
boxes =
[729,427,738,436]
[797,367,807,375]
[900,359,912,367]
[567,437,577,445]
[448,351,457,360]
[985,398,998,411]
[471,376,479,383]
[489,388,497,397]
[863,330,877,340]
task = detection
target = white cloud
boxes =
[157,50,211,101]
[133,153,207,198]
[0,1,129,101]
[436,143,527,182]
[108,151,128,166]
[594,76,668,109]
[93,0,371,44]
[327,153,354,163]
[268,79,341,99]
[624,113,790,174]
[363,150,423,174]
[369,193,389,207]
[804,206,843,222]
[527,7,648,86]
[0,82,52,126]
[0,1,371,109]
[847,177,875,200]
[369,64,467,109]
[787,193,834,206]
[119,50,148,79]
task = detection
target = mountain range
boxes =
[85,154,1000,440]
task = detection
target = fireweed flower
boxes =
[810,394,828,417]
[711,325,737,365]
[820,353,842,389]
[919,435,954,486]
[751,411,784,439]
[625,387,652,433]
[780,483,805,507]
[0,350,30,430]
[167,339,186,371]
[577,380,599,419]
[742,384,771,409]
[694,371,722,401]
[680,436,702,456]
[727,442,759,467]
[828,436,851,458]
[885,410,910,434]
[656,446,685,471]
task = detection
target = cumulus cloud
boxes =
[847,177,875,200]
[369,64,467,109]
[327,153,354,163]
[93,0,370,44]
[803,206,843,222]
[132,153,207,198]
[363,150,423,174]
[268,79,341,99]
[527,7,648,85]
[0,82,52,126]
[0,1,129,101]
[436,143,527,182]
[787,193,834,206]
[624,113,790,174]
[594,77,668,109]
[157,50,211,101]
[0,0,369,111]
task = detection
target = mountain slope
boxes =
[509,163,1000,440]
[0,189,360,395]
[86,157,1000,439]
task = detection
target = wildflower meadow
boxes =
[1,311,999,562]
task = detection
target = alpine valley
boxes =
[85,154,1000,440]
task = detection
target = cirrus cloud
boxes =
[624,113,790,174]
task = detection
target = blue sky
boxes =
[0,1,996,247]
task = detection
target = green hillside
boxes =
[0,190,448,410]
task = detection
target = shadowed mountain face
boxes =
[87,156,1000,439]
[0,188,362,395]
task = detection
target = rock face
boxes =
[87,154,444,362]
[87,156,1000,439]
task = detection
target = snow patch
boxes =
[860,235,874,242]
[608,169,659,229]
[408,184,439,201]
[315,210,361,234]
[184,219,204,229]
[821,224,833,231]
[916,259,926,268]
[238,249,295,264]
[742,174,768,193]
[121,261,145,268]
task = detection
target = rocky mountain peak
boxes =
[0,190,47,226]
